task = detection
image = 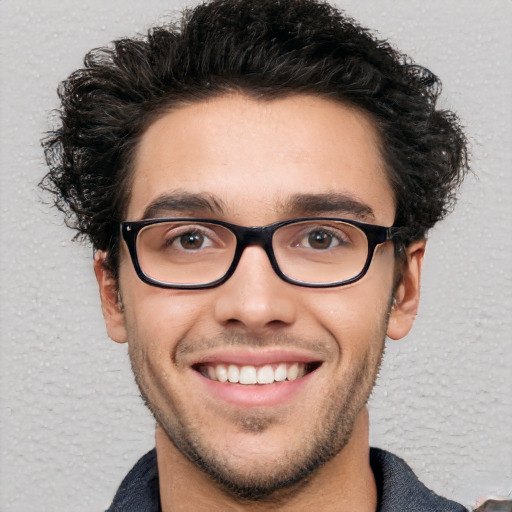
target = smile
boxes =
[196,362,320,385]
[189,349,325,407]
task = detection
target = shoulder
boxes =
[370,447,468,512]
[106,448,160,512]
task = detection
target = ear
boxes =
[94,251,128,344]
[387,240,426,340]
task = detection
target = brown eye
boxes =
[308,231,334,249]
[179,232,205,249]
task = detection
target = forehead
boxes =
[128,94,395,225]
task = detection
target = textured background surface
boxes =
[1,1,511,510]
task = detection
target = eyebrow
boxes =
[282,193,375,221]
[140,191,375,222]
[142,192,226,219]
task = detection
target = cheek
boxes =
[306,270,393,354]
[313,270,392,325]
[318,292,389,335]
[119,264,214,356]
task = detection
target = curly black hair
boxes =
[41,0,469,276]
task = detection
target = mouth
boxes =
[193,361,322,385]
[188,349,325,407]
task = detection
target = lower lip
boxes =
[193,369,316,408]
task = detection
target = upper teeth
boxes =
[203,363,306,385]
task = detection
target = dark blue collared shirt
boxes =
[106,447,468,511]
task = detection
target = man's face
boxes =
[98,94,417,498]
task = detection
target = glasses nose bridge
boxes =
[238,225,273,250]
[234,225,276,265]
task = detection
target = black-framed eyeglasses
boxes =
[120,217,402,289]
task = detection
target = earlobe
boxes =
[387,240,426,340]
[94,251,128,344]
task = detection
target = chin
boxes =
[153,390,363,502]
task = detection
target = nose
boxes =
[214,245,298,332]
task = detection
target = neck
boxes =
[156,407,377,512]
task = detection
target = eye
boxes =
[296,225,351,250]
[177,231,209,250]
[278,221,357,253]
[307,230,338,249]
[162,226,216,251]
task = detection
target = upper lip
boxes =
[188,349,324,367]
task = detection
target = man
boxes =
[41,0,469,510]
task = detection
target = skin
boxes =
[95,94,425,511]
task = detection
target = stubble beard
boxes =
[182,353,381,503]
[128,327,386,504]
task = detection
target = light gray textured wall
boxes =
[1,1,510,510]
